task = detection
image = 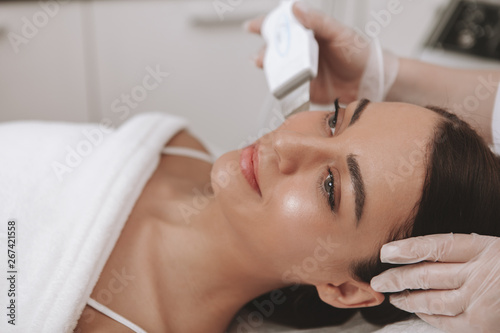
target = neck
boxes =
[151,191,285,332]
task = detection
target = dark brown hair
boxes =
[352,106,500,325]
[245,106,500,328]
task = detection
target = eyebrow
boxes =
[345,99,370,226]
[348,98,370,127]
[347,154,365,226]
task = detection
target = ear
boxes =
[316,280,385,308]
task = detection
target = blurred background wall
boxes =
[1,0,499,152]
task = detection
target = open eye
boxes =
[328,113,337,135]
[324,170,335,210]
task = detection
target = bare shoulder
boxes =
[159,129,213,184]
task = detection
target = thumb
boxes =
[292,1,344,40]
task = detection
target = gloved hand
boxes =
[244,1,399,104]
[370,233,500,333]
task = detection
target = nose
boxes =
[272,130,333,174]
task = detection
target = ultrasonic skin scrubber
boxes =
[262,0,319,118]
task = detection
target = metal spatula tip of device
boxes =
[279,81,311,118]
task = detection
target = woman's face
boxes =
[211,100,439,298]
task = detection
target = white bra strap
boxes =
[161,146,214,164]
[492,84,500,154]
[87,298,148,333]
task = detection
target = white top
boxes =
[87,298,148,333]
[86,147,213,333]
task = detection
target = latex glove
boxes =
[370,233,500,333]
[244,1,399,104]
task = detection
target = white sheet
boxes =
[227,309,445,332]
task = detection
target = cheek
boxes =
[272,187,319,226]
[266,189,327,253]
[279,192,303,219]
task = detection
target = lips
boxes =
[240,143,261,196]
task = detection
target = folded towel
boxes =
[0,112,187,332]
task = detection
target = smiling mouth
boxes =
[240,143,261,196]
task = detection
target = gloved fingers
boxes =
[252,46,265,68]
[380,233,484,264]
[291,1,346,41]
[371,262,464,293]
[245,1,346,41]
[243,15,265,35]
[390,289,467,316]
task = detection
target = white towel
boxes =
[0,112,187,332]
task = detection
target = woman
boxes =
[69,92,499,332]
[2,4,498,333]
[244,2,500,332]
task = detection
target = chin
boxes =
[211,148,261,228]
[210,149,241,197]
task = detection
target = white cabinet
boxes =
[90,0,279,151]
[0,1,88,122]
